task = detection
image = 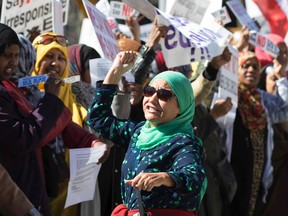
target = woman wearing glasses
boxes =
[87,51,206,216]
[0,24,108,216]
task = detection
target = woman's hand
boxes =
[103,51,137,84]
[125,172,175,191]
[44,76,64,97]
[209,97,233,120]
[91,140,111,164]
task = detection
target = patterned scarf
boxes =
[238,85,267,131]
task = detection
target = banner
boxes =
[1,0,69,36]
[253,0,288,38]
[82,0,120,62]
[157,9,232,68]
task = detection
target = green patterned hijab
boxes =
[136,71,195,150]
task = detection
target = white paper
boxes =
[109,1,139,20]
[64,146,106,208]
[166,0,211,24]
[211,6,232,25]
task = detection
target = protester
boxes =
[257,54,288,215]
[0,30,108,216]
[68,44,100,84]
[224,51,288,216]
[87,51,206,215]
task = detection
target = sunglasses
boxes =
[143,85,176,101]
[35,34,69,46]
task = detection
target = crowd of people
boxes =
[0,5,288,216]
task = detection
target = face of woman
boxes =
[39,48,66,77]
[143,79,180,128]
[238,57,260,88]
[0,44,20,81]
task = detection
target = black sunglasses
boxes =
[143,85,176,101]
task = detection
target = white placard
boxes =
[109,1,138,20]
[157,9,232,68]
[218,45,239,107]
[211,6,232,25]
[64,146,105,208]
[249,31,279,58]
[122,0,156,21]
[118,23,153,42]
[166,0,211,24]
[79,18,105,58]
[82,0,120,62]
[96,0,111,17]
[52,0,64,36]
[1,0,69,36]
[226,0,259,31]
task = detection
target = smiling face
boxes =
[38,48,67,78]
[238,57,260,89]
[0,44,20,81]
[143,78,180,128]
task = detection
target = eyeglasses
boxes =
[35,34,69,46]
[143,85,176,101]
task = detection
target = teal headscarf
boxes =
[136,71,195,150]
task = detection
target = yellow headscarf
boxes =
[32,32,87,126]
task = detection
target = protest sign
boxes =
[212,45,238,127]
[166,0,211,24]
[226,0,259,31]
[96,0,111,17]
[109,1,139,20]
[1,0,69,36]
[52,0,64,35]
[122,0,156,21]
[157,9,232,68]
[118,23,153,42]
[218,45,238,107]
[82,0,120,62]
[249,31,279,58]
[211,6,232,25]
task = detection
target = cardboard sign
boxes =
[82,0,120,62]
[157,9,232,68]
[226,0,259,31]
[1,0,69,36]
[166,0,211,24]
[109,1,139,20]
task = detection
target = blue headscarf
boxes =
[136,71,195,150]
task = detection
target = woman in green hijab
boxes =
[87,51,206,216]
